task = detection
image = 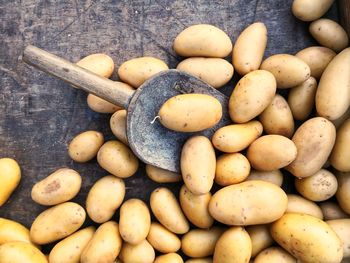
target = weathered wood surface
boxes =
[0,0,338,246]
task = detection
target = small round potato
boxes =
[320,202,349,220]
[86,175,125,223]
[185,258,212,263]
[146,165,182,183]
[147,222,181,253]
[327,219,350,258]
[87,93,122,114]
[244,170,283,186]
[0,241,47,263]
[68,131,104,162]
[292,0,335,22]
[0,158,21,207]
[309,19,349,52]
[119,239,155,263]
[110,110,128,145]
[286,194,323,219]
[254,247,296,263]
[173,24,232,58]
[330,118,350,172]
[154,253,183,263]
[260,54,310,89]
[97,140,139,178]
[246,224,274,257]
[31,168,82,206]
[295,169,337,201]
[335,171,350,214]
[76,53,114,78]
[215,153,250,186]
[0,218,32,245]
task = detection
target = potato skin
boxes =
[110,110,128,145]
[0,158,21,207]
[292,0,334,21]
[147,222,181,253]
[246,224,274,257]
[336,172,350,214]
[87,93,122,113]
[254,247,296,263]
[185,258,212,263]
[271,213,343,263]
[244,170,283,186]
[119,239,155,263]
[76,53,114,78]
[320,201,349,220]
[0,241,47,263]
[154,253,183,263]
[286,194,323,219]
[330,119,350,172]
[68,131,104,162]
[0,218,32,245]
[146,165,182,183]
[327,219,350,258]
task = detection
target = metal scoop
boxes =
[23,45,231,172]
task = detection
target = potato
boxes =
[147,222,181,253]
[213,227,251,263]
[30,202,85,245]
[110,110,128,145]
[327,219,350,258]
[81,221,122,263]
[260,54,310,89]
[155,253,183,263]
[97,140,139,178]
[179,185,213,229]
[150,187,189,234]
[330,118,350,171]
[320,202,349,220]
[118,57,169,88]
[159,94,222,132]
[49,226,95,263]
[246,225,274,257]
[229,70,276,123]
[76,53,114,78]
[310,19,349,52]
[295,169,337,201]
[292,0,334,21]
[119,239,155,263]
[181,136,216,195]
[0,241,47,263]
[244,170,283,186]
[259,94,294,138]
[212,121,263,153]
[0,218,32,245]
[182,228,225,258]
[0,158,21,207]
[336,172,350,214]
[186,259,212,263]
[286,194,323,219]
[87,93,122,113]
[286,117,336,178]
[146,164,182,183]
[254,247,296,263]
[287,77,317,121]
[215,153,250,186]
[177,58,233,88]
[209,180,287,225]
[86,175,125,223]
[316,48,350,120]
[247,135,297,171]
[173,24,232,58]
[68,131,104,162]
[271,213,343,263]
[119,199,151,245]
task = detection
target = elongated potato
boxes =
[233,22,267,75]
[150,187,189,234]
[68,131,104,162]
[244,170,283,186]
[212,121,263,153]
[286,194,323,219]
[159,94,222,132]
[155,253,183,263]
[119,239,155,263]
[146,165,182,183]
[0,218,32,245]
[87,93,122,113]
[327,219,350,258]
[246,225,274,257]
[209,180,288,225]
[320,202,349,220]
[0,241,47,263]
[86,175,125,223]
[336,172,350,214]
[254,247,296,263]
[0,158,21,207]
[260,54,310,89]
[271,213,343,263]
[181,136,216,195]
[110,110,128,145]
[177,58,233,88]
[292,0,334,21]
[286,117,336,178]
[76,53,114,78]
[330,118,350,171]
[229,70,276,123]
[147,222,181,253]
[173,24,232,57]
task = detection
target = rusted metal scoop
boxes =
[23,45,231,172]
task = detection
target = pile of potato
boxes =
[1,0,350,262]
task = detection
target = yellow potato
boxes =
[286,117,336,178]
[295,46,336,79]
[332,107,350,128]
[146,165,182,183]
[185,258,212,263]
[97,140,139,178]
[68,131,104,162]
[247,135,297,171]
[259,94,294,138]
[215,153,250,186]
[244,170,283,186]
[246,225,274,257]
[154,253,183,263]
[287,77,317,121]
[327,219,350,258]
[159,94,222,132]
[0,158,21,207]
[147,222,181,253]
[110,110,128,145]
[173,24,232,58]
[119,199,151,245]
[229,70,276,123]
[179,185,213,229]
[295,169,337,201]
[86,175,125,223]
[271,213,343,263]
[81,221,122,263]
[31,168,81,206]
[233,22,267,75]
[30,202,85,245]
[330,118,350,172]
[260,54,310,89]
[0,241,47,263]
[87,93,122,113]
[286,194,323,219]
[336,171,350,214]
[320,201,349,220]
[254,247,296,263]
[310,19,349,52]
[118,57,169,88]
[209,180,288,225]
[49,226,95,263]
[182,227,225,258]
[150,187,189,234]
[316,48,350,120]
[76,53,114,78]
[0,218,32,245]
[213,227,251,263]
[119,239,155,263]
[181,136,216,195]
[212,121,263,153]
[177,58,233,88]
[292,0,334,21]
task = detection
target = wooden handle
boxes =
[23,45,135,108]
[339,0,350,38]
